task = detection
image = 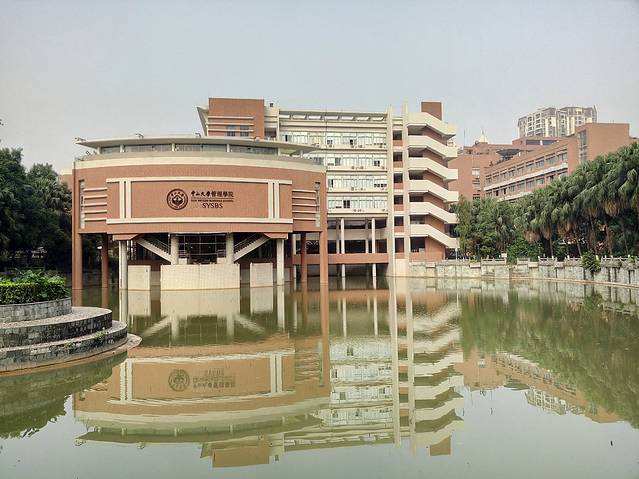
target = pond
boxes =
[1,278,639,478]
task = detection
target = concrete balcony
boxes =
[406,112,456,137]
[409,202,458,224]
[409,224,459,249]
[409,180,459,203]
[407,135,457,159]
[408,158,458,181]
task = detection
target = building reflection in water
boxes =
[72,280,467,467]
[72,278,633,469]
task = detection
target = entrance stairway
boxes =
[135,236,172,262]
[218,234,270,263]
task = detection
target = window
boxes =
[472,167,480,177]
[100,145,121,154]
[229,145,276,155]
[123,144,171,152]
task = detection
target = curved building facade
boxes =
[69,136,328,290]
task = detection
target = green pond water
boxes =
[1,278,639,478]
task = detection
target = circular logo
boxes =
[167,189,188,210]
[168,369,190,391]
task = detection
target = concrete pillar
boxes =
[225,233,234,264]
[290,234,297,281]
[101,284,109,309]
[170,235,179,264]
[340,218,346,278]
[371,218,377,278]
[373,296,379,336]
[342,298,347,337]
[101,233,109,288]
[277,286,285,329]
[319,229,329,285]
[320,284,330,387]
[276,238,285,286]
[364,220,369,254]
[300,233,308,283]
[118,289,128,325]
[118,240,128,290]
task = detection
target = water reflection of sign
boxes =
[168,369,190,391]
[167,189,189,210]
[192,369,236,390]
[190,189,235,209]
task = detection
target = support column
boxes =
[300,233,308,283]
[276,238,285,286]
[225,233,234,264]
[320,284,330,387]
[371,218,377,278]
[319,229,329,285]
[340,218,346,278]
[118,240,128,290]
[364,220,369,254]
[277,286,285,329]
[101,233,109,288]
[71,232,82,290]
[170,235,179,265]
[289,234,297,281]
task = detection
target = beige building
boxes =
[197,98,460,279]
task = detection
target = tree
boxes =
[0,148,72,270]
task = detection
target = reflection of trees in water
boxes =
[459,292,639,428]
[0,353,126,438]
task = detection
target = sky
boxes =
[0,0,638,171]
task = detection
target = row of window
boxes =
[486,171,567,197]
[328,197,388,211]
[281,130,386,148]
[485,151,568,185]
[327,175,387,191]
[305,153,386,169]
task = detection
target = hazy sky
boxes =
[1,0,638,171]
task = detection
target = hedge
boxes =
[0,273,69,305]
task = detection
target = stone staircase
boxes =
[0,299,139,373]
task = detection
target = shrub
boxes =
[581,252,601,274]
[0,271,69,305]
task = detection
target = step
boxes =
[0,307,112,347]
[0,321,128,372]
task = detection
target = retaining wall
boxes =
[0,298,71,323]
[407,257,639,288]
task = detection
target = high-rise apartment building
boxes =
[517,106,597,138]
[198,98,460,276]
